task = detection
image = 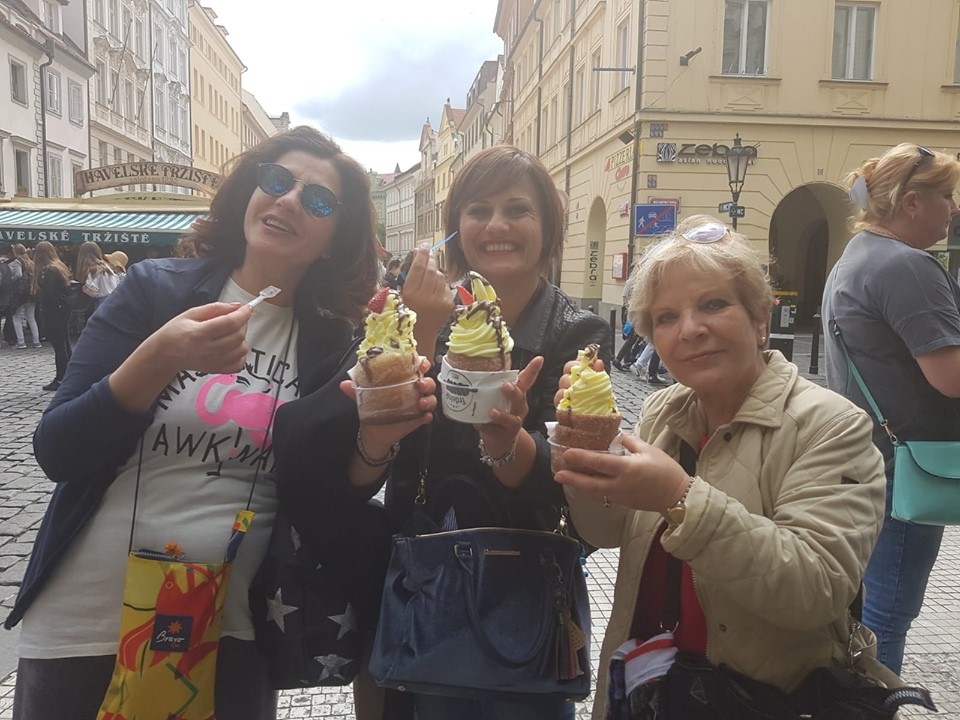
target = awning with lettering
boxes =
[0,209,204,247]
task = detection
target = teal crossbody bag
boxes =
[832,322,960,526]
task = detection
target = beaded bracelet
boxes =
[356,431,400,467]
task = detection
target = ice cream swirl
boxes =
[558,344,618,415]
[447,272,515,360]
[358,291,417,358]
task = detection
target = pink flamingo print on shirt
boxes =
[196,374,287,451]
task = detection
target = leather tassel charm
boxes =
[556,606,586,680]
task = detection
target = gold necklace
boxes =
[864,225,904,242]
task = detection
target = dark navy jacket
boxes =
[5,257,358,629]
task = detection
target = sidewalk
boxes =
[0,342,956,718]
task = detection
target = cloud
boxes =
[295,38,497,143]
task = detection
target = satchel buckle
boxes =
[880,421,899,445]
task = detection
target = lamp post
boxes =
[724,133,751,230]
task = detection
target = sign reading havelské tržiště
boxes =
[75,162,223,195]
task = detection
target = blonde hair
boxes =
[12,243,33,276]
[32,241,72,296]
[847,143,960,229]
[628,214,774,338]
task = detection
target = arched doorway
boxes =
[581,197,607,312]
[769,183,851,327]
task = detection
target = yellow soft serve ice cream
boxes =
[358,289,417,359]
[555,344,622,451]
[446,272,514,371]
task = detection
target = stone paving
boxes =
[0,339,956,718]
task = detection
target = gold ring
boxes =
[602,495,611,508]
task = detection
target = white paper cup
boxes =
[352,377,421,425]
[545,421,625,473]
[438,357,519,424]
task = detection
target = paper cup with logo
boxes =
[545,421,625,473]
[348,365,422,425]
[438,356,519,424]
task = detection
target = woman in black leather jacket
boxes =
[390,145,611,719]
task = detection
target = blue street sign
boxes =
[635,204,677,236]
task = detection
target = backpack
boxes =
[0,260,13,314]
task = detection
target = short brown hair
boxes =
[442,145,564,278]
[184,126,380,321]
[847,143,960,229]
[629,214,774,338]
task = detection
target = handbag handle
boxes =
[829,321,899,445]
[455,540,556,668]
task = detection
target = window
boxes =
[169,96,177,137]
[94,0,104,24]
[46,70,62,115]
[180,106,189,144]
[135,19,144,58]
[114,146,123,166]
[591,50,602,111]
[575,66,585,124]
[722,0,767,75]
[110,70,119,107]
[71,162,82,195]
[123,79,134,118]
[553,0,562,35]
[169,38,177,75]
[155,87,165,129]
[154,25,165,64]
[550,95,559,146]
[617,22,630,91]
[68,80,83,123]
[48,155,63,198]
[109,0,119,37]
[95,61,106,104]
[955,13,960,83]
[98,140,109,166]
[178,50,187,82]
[10,60,27,104]
[14,148,30,195]
[122,6,131,40]
[832,4,875,80]
[42,1,60,32]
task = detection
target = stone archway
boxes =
[581,197,607,312]
[769,183,851,327]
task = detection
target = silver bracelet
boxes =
[478,437,518,468]
[356,431,399,467]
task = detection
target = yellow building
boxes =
[498,0,960,325]
[433,100,466,262]
[188,1,244,176]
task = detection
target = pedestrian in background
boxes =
[11,244,41,349]
[823,143,960,674]
[75,241,120,317]
[384,257,402,289]
[31,242,72,391]
[103,250,129,277]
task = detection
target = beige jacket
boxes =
[568,352,887,719]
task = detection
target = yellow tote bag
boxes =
[97,510,254,720]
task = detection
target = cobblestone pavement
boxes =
[0,340,956,718]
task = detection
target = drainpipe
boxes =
[40,38,55,198]
[626,1,645,272]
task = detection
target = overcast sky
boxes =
[210,1,503,174]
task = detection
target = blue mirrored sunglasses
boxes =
[256,163,343,219]
[681,222,728,244]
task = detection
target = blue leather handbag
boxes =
[369,521,591,701]
[832,322,960,526]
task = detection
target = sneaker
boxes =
[647,374,666,385]
[32,343,41,348]
[42,380,61,392]
[631,363,642,377]
[15,344,26,349]
[612,360,625,372]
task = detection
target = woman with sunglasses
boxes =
[823,144,960,674]
[8,127,435,720]
[553,216,888,719]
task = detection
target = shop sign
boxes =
[605,144,641,182]
[657,142,758,165]
[587,241,601,285]
[0,228,175,245]
[75,162,224,195]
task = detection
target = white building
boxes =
[385,162,419,257]
[150,0,191,192]
[1,0,93,198]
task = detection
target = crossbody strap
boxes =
[662,441,698,632]
[829,321,898,445]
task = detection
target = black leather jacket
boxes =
[386,279,613,533]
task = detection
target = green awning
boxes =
[0,209,204,247]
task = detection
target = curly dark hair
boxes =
[184,126,379,321]
[442,145,565,279]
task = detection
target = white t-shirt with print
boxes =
[19,279,299,658]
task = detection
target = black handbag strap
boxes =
[830,321,898,445]
[662,441,698,632]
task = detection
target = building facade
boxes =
[498,0,960,323]
[433,100,465,253]
[415,119,438,245]
[189,1,242,177]
[459,59,501,163]
[150,0,191,191]
[241,88,276,151]
[87,0,154,191]
[385,162,419,257]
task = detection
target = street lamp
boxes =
[724,133,751,230]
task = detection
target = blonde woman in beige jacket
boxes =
[553,216,888,719]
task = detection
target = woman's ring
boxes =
[602,495,611,508]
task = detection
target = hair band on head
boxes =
[681,222,728,244]
[849,176,870,210]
